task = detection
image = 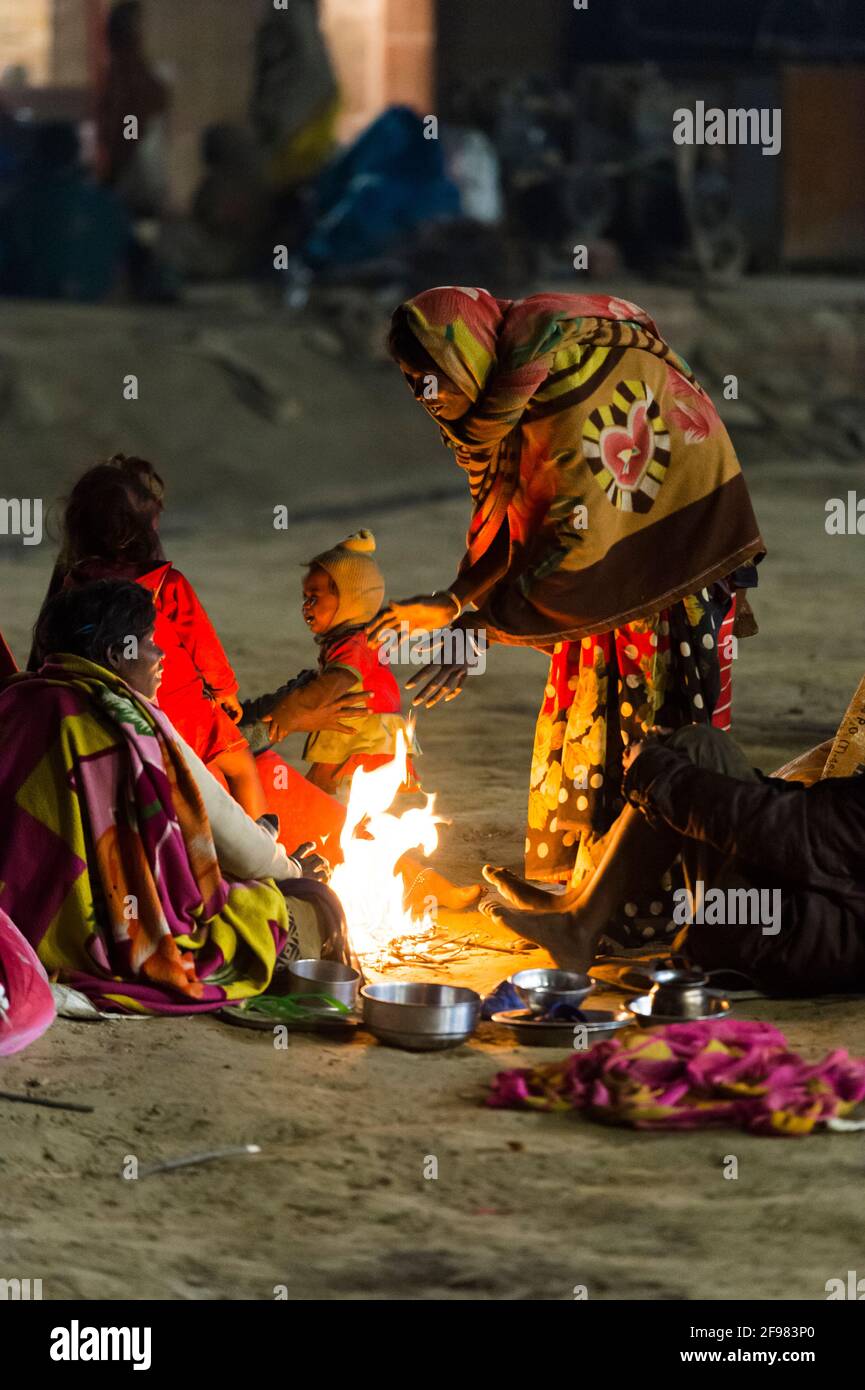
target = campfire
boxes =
[330,730,446,968]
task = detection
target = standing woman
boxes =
[371,288,764,944]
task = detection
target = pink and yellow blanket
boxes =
[488,1019,865,1136]
[0,656,287,1013]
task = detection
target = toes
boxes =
[482,864,505,885]
[486,903,525,933]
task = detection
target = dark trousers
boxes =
[659,726,864,994]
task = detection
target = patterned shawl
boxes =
[0,655,287,1014]
[393,287,764,644]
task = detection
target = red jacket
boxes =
[320,628,401,711]
[65,560,242,763]
[137,563,238,703]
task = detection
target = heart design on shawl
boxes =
[583,381,671,514]
[598,399,653,489]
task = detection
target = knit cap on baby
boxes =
[308,529,386,629]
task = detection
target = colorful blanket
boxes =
[0,656,288,1014]
[487,1019,865,1136]
[395,288,764,644]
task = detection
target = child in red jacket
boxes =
[243,530,418,797]
[41,455,264,816]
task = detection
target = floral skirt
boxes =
[524,588,733,945]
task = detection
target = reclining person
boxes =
[483,724,865,995]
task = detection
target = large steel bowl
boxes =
[509,967,594,1015]
[287,959,361,1009]
[361,982,481,1051]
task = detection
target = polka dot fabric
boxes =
[525,586,731,946]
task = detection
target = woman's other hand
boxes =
[220,693,243,723]
[405,659,468,708]
[264,686,372,741]
[368,593,459,645]
[289,841,331,882]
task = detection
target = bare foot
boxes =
[481,864,570,911]
[399,855,482,913]
[435,879,482,910]
[479,898,596,973]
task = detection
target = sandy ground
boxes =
[1,288,864,1301]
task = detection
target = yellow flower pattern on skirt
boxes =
[524,590,729,945]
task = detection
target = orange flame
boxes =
[330,729,443,962]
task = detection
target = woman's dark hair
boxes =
[386,304,441,378]
[61,454,165,571]
[33,580,156,670]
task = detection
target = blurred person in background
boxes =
[96,1,176,300]
[0,121,128,301]
[96,0,169,215]
[251,0,339,195]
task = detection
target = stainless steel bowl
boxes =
[287,959,361,1009]
[651,987,711,1018]
[361,982,481,1051]
[628,990,730,1025]
[648,968,712,1018]
[509,967,594,1015]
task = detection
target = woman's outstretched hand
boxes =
[290,841,331,882]
[264,687,372,741]
[368,593,459,645]
[405,659,469,708]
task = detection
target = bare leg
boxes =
[209,745,266,819]
[483,807,679,971]
[482,824,618,910]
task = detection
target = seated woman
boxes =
[0,579,352,1015]
[483,723,865,996]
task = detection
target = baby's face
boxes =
[302,566,339,635]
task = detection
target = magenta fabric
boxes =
[487,1019,865,1137]
[0,907,55,1055]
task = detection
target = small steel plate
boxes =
[491,1006,631,1047]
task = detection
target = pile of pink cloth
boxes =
[0,907,55,1056]
[488,1018,865,1136]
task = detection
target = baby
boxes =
[242,531,417,798]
